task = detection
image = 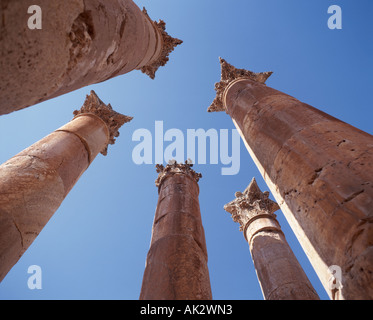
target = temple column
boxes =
[208,58,373,300]
[225,178,319,300]
[0,90,132,282]
[140,161,212,300]
[0,0,182,115]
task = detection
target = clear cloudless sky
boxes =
[0,0,372,300]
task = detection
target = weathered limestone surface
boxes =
[0,0,182,115]
[225,178,319,300]
[140,161,212,300]
[210,58,373,300]
[0,91,132,282]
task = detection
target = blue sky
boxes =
[0,0,372,300]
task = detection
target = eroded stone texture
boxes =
[0,0,182,115]
[210,58,373,300]
[140,161,212,300]
[225,178,319,300]
[0,91,131,282]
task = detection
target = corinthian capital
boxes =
[224,178,280,231]
[139,8,183,80]
[73,90,133,156]
[208,58,273,113]
[155,160,202,188]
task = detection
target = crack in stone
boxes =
[12,218,24,249]
[342,189,365,205]
[267,280,318,300]
[308,167,324,185]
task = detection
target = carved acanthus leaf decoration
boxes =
[208,58,273,113]
[155,160,202,188]
[224,178,280,231]
[139,8,183,80]
[73,90,133,156]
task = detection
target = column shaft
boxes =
[140,162,212,300]
[0,91,131,281]
[250,230,319,300]
[210,59,373,300]
[0,0,182,115]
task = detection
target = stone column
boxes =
[0,0,182,115]
[208,58,373,300]
[140,161,212,300]
[0,90,132,282]
[224,178,319,300]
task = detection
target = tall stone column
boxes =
[0,0,182,115]
[0,90,132,282]
[140,161,212,300]
[208,58,373,300]
[224,178,319,300]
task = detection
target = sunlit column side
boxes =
[208,58,373,300]
[0,90,132,282]
[0,0,182,115]
[140,161,212,300]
